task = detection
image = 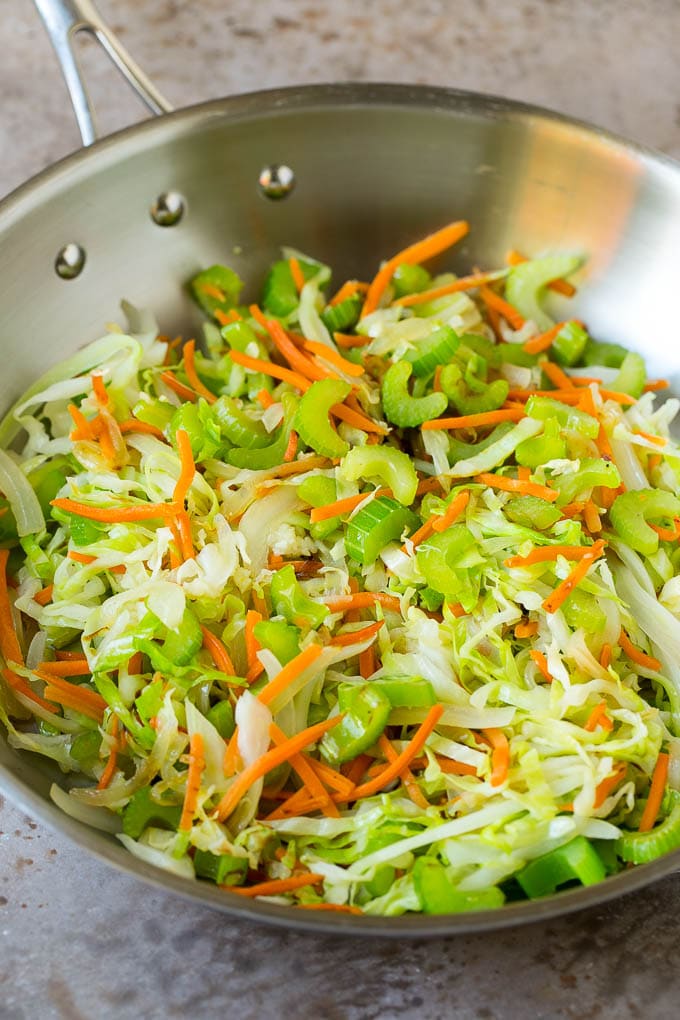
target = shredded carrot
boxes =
[479,286,525,330]
[517,467,531,483]
[515,620,538,639]
[55,650,85,661]
[541,360,574,390]
[447,603,466,618]
[639,751,669,832]
[329,279,368,305]
[523,322,568,355]
[359,644,376,679]
[593,762,627,808]
[223,729,241,777]
[283,429,298,463]
[91,372,109,407]
[215,717,343,820]
[68,403,95,441]
[36,671,106,723]
[257,388,274,409]
[199,282,226,302]
[644,379,669,392]
[96,718,119,790]
[361,220,469,317]
[251,308,332,384]
[303,757,356,797]
[297,902,364,915]
[583,501,602,534]
[508,387,635,407]
[228,350,312,392]
[560,501,586,519]
[619,629,661,672]
[179,732,206,831]
[51,497,175,523]
[0,550,23,668]
[257,644,324,708]
[33,584,54,606]
[505,543,599,568]
[329,620,383,647]
[506,250,576,296]
[404,517,436,552]
[431,491,470,533]
[347,705,443,800]
[323,592,402,615]
[118,419,165,439]
[37,659,89,677]
[229,872,325,897]
[257,456,330,482]
[378,733,428,809]
[333,332,370,349]
[421,407,525,430]
[393,271,502,308]
[529,650,553,683]
[201,625,235,675]
[650,521,680,542]
[584,701,613,733]
[1,667,56,713]
[343,754,372,787]
[331,402,388,435]
[159,371,199,403]
[310,488,387,523]
[633,429,667,447]
[484,728,510,787]
[303,339,365,378]
[600,643,612,669]
[244,610,263,679]
[174,509,195,562]
[183,339,217,404]
[289,256,306,293]
[476,473,558,503]
[270,723,338,817]
[542,539,607,614]
[67,551,125,574]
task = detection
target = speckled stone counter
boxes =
[1,2,680,1018]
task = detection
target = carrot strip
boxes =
[303,340,365,378]
[328,620,383,647]
[91,372,109,408]
[333,332,370,349]
[529,650,553,683]
[297,903,364,915]
[252,308,333,383]
[67,550,125,574]
[431,491,470,533]
[331,403,388,435]
[40,688,105,724]
[55,650,85,661]
[52,497,175,523]
[216,717,342,821]
[97,718,119,791]
[584,701,613,733]
[323,592,402,615]
[310,488,388,523]
[245,610,262,678]
[229,873,325,897]
[33,584,54,607]
[593,762,627,808]
[343,754,372,787]
[479,285,525,330]
[329,280,368,306]
[644,379,669,392]
[405,517,436,552]
[183,339,217,404]
[639,752,669,832]
[228,350,312,392]
[508,387,635,407]
[215,308,242,326]
[421,407,525,430]
[289,257,306,294]
[505,544,599,567]
[362,220,469,317]
[172,428,196,508]
[175,510,195,562]
[283,429,298,463]
[393,271,502,308]
[199,282,226,302]
[542,539,607,614]
[523,322,568,355]
[619,629,661,672]
[179,732,206,831]
[270,723,338,818]
[67,403,95,441]
[359,644,376,679]
[506,250,576,297]
[159,371,199,403]
[0,549,23,666]
[377,733,428,809]
[484,728,510,787]
[515,620,538,639]
[542,360,574,390]
[476,473,558,503]
[118,419,166,439]
[37,659,89,677]
[304,756,356,796]
[1,668,56,713]
[583,501,602,534]
[257,388,274,409]
[257,644,324,708]
[348,705,443,800]
[201,625,235,675]
[633,429,667,447]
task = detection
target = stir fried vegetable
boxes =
[0,220,678,918]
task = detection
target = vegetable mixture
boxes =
[1,220,679,917]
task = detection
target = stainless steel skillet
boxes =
[1,0,679,935]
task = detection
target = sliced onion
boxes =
[0,449,45,535]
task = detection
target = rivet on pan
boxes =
[150,191,185,226]
[55,243,86,280]
[258,164,295,200]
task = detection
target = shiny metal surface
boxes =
[54,241,86,279]
[34,0,172,145]
[1,82,680,935]
[149,190,185,228]
[258,163,297,200]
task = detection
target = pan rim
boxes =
[2,79,680,936]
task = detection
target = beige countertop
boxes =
[1,2,680,1018]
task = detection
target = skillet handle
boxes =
[34,0,173,146]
